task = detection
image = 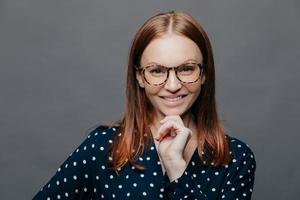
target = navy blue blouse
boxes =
[33,126,256,200]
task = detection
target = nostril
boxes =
[164,79,182,92]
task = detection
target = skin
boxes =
[136,33,206,182]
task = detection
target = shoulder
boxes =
[226,135,255,157]
[67,125,119,161]
[86,125,119,142]
[225,134,256,167]
[82,125,120,150]
[220,135,256,192]
[33,126,121,198]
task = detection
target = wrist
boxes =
[164,159,186,182]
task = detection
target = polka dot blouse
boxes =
[33,126,256,199]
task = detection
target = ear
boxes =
[136,73,145,88]
[201,74,206,85]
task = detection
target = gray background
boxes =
[0,0,299,199]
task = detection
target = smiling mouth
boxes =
[160,95,188,102]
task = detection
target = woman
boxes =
[33,11,256,199]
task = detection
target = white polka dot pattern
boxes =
[33,126,256,199]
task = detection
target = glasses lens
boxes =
[177,63,201,83]
[144,65,168,85]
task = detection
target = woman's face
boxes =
[137,33,205,120]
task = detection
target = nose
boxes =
[164,69,182,92]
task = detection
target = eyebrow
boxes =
[145,59,198,66]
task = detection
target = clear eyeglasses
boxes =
[135,62,205,86]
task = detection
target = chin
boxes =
[159,107,187,117]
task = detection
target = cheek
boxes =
[143,85,162,108]
[187,82,202,94]
[144,85,161,95]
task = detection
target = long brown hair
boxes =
[109,11,230,174]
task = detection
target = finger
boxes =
[155,120,174,140]
[158,121,192,143]
[172,128,192,149]
[158,116,185,140]
[155,121,178,141]
[155,121,183,141]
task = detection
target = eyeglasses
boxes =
[135,62,205,86]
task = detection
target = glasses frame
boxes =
[135,62,205,86]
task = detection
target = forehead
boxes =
[140,34,203,67]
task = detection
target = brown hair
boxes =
[109,11,230,174]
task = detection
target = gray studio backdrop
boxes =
[0,0,299,199]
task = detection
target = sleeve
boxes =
[219,148,256,200]
[32,130,99,200]
[162,170,209,200]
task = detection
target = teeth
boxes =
[163,96,183,102]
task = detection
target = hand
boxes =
[154,115,192,181]
[155,115,192,159]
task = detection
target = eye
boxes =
[147,65,167,76]
[178,64,196,74]
[150,68,163,74]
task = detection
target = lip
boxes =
[159,94,188,107]
[160,94,188,98]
